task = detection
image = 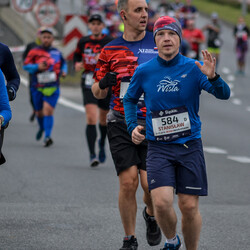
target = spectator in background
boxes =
[87,0,104,16]
[203,12,222,71]
[104,2,123,37]
[175,9,186,28]
[146,3,157,32]
[22,27,42,122]
[233,16,249,75]
[171,0,184,12]
[180,0,198,28]
[157,0,173,16]
[183,18,205,60]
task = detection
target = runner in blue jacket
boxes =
[124,16,230,250]
[0,69,12,164]
[0,42,20,101]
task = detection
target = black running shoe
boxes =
[98,139,106,163]
[36,129,43,141]
[142,207,162,246]
[30,112,35,122]
[44,137,53,147]
[90,155,99,167]
[120,236,138,250]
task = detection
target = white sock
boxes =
[166,235,178,245]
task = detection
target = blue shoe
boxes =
[98,139,106,163]
[90,155,99,167]
[36,129,43,140]
[161,235,181,250]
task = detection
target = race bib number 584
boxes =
[152,106,191,142]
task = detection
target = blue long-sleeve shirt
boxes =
[0,70,12,126]
[124,53,230,144]
[0,42,20,92]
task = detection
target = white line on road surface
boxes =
[221,67,230,74]
[58,97,85,113]
[231,98,242,105]
[205,148,250,165]
[228,83,234,89]
[227,156,250,164]
[21,76,29,87]
[203,147,228,154]
[227,75,235,82]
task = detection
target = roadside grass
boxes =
[60,70,81,87]
[192,0,250,25]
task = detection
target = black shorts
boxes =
[81,83,110,110]
[107,122,147,175]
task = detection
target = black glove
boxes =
[7,86,16,101]
[99,72,118,90]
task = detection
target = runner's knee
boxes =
[178,196,199,217]
[119,172,139,194]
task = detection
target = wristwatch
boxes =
[208,72,220,82]
[0,115,4,126]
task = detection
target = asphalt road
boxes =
[0,14,250,250]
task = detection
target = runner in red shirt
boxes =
[183,19,205,60]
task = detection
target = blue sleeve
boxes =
[23,64,39,74]
[207,77,231,99]
[123,67,144,135]
[60,54,68,74]
[123,94,138,135]
[1,44,20,92]
[0,70,12,126]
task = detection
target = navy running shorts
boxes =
[107,122,147,176]
[81,84,110,110]
[146,139,208,196]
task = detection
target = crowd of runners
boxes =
[0,0,249,249]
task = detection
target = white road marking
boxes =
[227,75,235,82]
[58,97,85,113]
[231,98,242,105]
[228,83,234,89]
[227,156,250,164]
[221,67,230,74]
[203,147,228,154]
[21,76,28,87]
[246,107,250,112]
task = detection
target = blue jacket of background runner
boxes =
[0,70,11,127]
[123,53,230,144]
[0,42,20,93]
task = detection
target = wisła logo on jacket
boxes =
[157,76,180,93]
